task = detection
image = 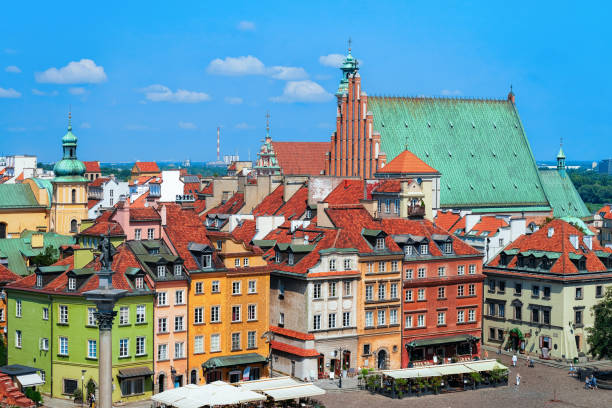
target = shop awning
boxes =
[433,364,475,376]
[237,376,300,392]
[152,381,265,408]
[261,383,325,401]
[117,366,154,379]
[16,373,44,387]
[464,360,508,372]
[202,353,267,369]
[382,367,442,379]
[411,334,477,347]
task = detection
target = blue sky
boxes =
[0,1,609,163]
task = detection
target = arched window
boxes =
[0,222,7,239]
[70,219,78,233]
[71,189,77,203]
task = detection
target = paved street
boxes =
[314,354,612,408]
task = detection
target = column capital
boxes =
[95,310,117,331]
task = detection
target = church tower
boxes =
[50,113,88,234]
[253,112,281,176]
[557,139,566,175]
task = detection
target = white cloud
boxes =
[0,87,21,98]
[32,88,58,96]
[207,56,307,80]
[237,21,255,31]
[125,124,155,131]
[35,59,107,84]
[271,80,332,103]
[5,65,21,73]
[178,121,197,130]
[140,84,210,103]
[319,54,345,68]
[440,89,462,96]
[235,122,253,130]
[269,66,308,80]
[224,96,243,105]
[69,87,86,95]
[80,122,91,129]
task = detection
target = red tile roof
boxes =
[0,373,35,408]
[131,191,150,208]
[275,185,308,220]
[597,204,612,220]
[232,220,257,243]
[15,172,24,182]
[253,185,285,216]
[130,207,161,221]
[87,199,101,209]
[271,142,330,176]
[463,216,508,237]
[206,192,245,215]
[200,182,213,195]
[269,325,315,340]
[184,182,200,195]
[372,179,401,193]
[80,219,125,236]
[83,161,101,173]
[270,340,319,357]
[0,264,20,284]
[435,210,462,232]
[324,180,378,205]
[134,161,160,173]
[89,176,110,187]
[376,149,439,175]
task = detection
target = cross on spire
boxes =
[68,105,72,130]
[348,37,352,53]
[265,111,270,134]
[560,136,563,147]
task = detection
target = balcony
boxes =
[407,205,425,218]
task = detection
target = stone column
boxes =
[95,308,117,408]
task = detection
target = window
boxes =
[389,309,397,325]
[378,283,386,300]
[59,337,68,355]
[488,280,495,292]
[385,199,390,213]
[596,285,603,298]
[378,261,386,272]
[515,283,522,295]
[175,315,184,331]
[210,306,220,323]
[532,308,539,323]
[15,330,22,348]
[287,253,295,265]
[210,334,220,352]
[444,242,452,254]
[343,258,351,270]
[343,281,351,296]
[174,264,182,276]
[328,313,336,328]
[175,342,185,358]
[16,300,22,317]
[135,229,141,240]
[329,258,336,271]
[329,281,337,297]
[195,282,203,294]
[157,265,166,278]
[437,312,445,325]
[247,331,256,349]
[343,311,351,327]
[390,283,398,299]
[313,315,321,330]
[231,333,241,351]
[365,311,373,327]
[468,309,476,322]
[244,304,255,321]
[121,378,144,397]
[201,254,212,268]
[499,304,505,318]
[363,344,371,355]
[405,315,413,328]
[457,310,465,323]
[575,310,583,325]
[543,286,550,298]
[420,243,429,255]
[216,240,223,250]
[313,283,322,299]
[211,281,220,293]
[417,268,426,278]
[248,280,256,294]
[232,281,241,295]
[438,267,446,277]
[405,289,413,302]
[377,310,386,325]
[365,285,373,301]
[367,262,374,273]
[575,287,583,299]
[194,307,204,324]
[279,312,284,326]
[468,284,476,296]
[417,288,425,301]
[119,307,129,325]
[158,318,167,333]
[158,344,168,360]
[71,189,77,203]
[457,265,465,275]
[63,378,78,395]
[457,285,464,297]
[232,305,241,322]
[405,269,413,279]
[135,276,144,289]
[469,264,476,274]
[275,252,281,263]
[59,305,68,324]
[394,199,400,214]
[136,337,146,356]
[391,261,399,271]
[489,303,496,316]
[489,328,495,339]
[499,281,506,293]
[515,305,522,320]
[157,292,167,306]
[235,258,241,268]
[498,329,504,340]
[376,238,385,250]
[405,245,414,257]
[175,290,185,305]
[147,228,154,240]
[543,309,550,324]
[438,287,445,299]
[532,285,540,297]
[38,337,48,351]
[36,274,43,287]
[136,305,146,323]
[194,336,204,354]
[417,314,425,327]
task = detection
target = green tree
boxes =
[586,287,612,359]
[0,336,7,366]
[29,246,58,267]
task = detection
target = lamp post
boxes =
[334,345,348,389]
[84,235,126,408]
[81,369,86,408]
[467,335,477,358]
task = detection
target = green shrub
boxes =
[24,388,42,404]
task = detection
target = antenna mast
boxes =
[217,126,220,162]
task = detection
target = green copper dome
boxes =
[53,117,87,181]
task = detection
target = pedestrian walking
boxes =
[512,354,518,367]
[515,372,521,390]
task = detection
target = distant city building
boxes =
[130,161,160,183]
[83,161,101,181]
[0,155,39,183]
[599,158,612,175]
[595,204,612,248]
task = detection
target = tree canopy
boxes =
[586,286,612,360]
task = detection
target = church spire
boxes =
[557,137,566,173]
[336,38,359,96]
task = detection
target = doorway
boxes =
[0,222,6,239]
[190,370,197,384]
[174,375,182,388]
[158,374,165,393]
[229,371,241,383]
[317,355,325,379]
[575,335,581,351]
[291,360,296,377]
[206,370,221,383]
[377,349,387,370]
[342,350,351,371]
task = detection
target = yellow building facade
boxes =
[0,179,51,238]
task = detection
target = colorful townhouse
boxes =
[129,162,161,184]
[6,246,155,403]
[0,264,20,340]
[125,239,189,392]
[483,219,612,360]
[162,204,270,384]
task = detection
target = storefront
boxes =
[201,353,268,384]
[117,366,154,398]
[404,334,480,366]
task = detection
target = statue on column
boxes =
[97,235,116,270]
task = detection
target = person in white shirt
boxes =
[512,354,518,367]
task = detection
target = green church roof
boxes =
[0,184,44,209]
[0,231,75,276]
[539,169,590,218]
[369,96,550,210]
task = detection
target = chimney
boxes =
[160,204,167,227]
[316,202,333,228]
[359,199,378,218]
[465,214,480,234]
[31,233,44,249]
[569,234,579,250]
[510,218,526,241]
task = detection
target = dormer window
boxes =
[344,259,351,270]
[405,245,414,256]
[420,243,429,255]
[216,240,223,250]
[36,274,43,288]
[68,277,76,291]
[174,265,182,276]
[305,208,312,219]
[157,265,166,278]
[444,242,452,254]
[275,251,281,263]
[135,276,144,289]
[329,258,336,271]
[288,253,295,266]
[376,238,385,250]
[201,254,211,269]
